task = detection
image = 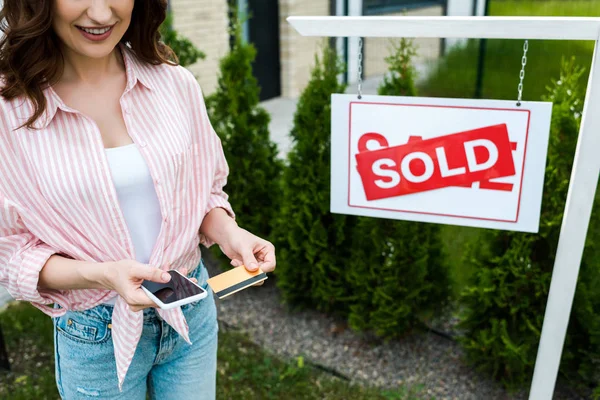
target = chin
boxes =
[71,39,120,58]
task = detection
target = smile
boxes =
[76,24,115,35]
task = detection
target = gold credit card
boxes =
[207,266,267,299]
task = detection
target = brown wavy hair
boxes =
[0,0,178,130]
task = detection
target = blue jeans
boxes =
[52,262,218,399]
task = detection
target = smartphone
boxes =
[140,270,207,310]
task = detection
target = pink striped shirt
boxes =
[0,42,234,390]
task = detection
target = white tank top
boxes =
[103,143,162,305]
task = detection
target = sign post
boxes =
[287,16,600,400]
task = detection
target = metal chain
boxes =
[357,37,363,99]
[517,40,529,106]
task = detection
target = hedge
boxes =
[459,57,600,392]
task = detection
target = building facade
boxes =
[0,0,485,99]
[170,0,486,99]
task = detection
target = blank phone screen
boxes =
[142,270,205,304]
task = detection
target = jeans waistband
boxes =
[58,260,207,322]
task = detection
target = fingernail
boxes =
[249,262,258,270]
[162,272,171,281]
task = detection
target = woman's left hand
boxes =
[219,227,276,284]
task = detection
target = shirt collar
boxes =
[32,42,155,130]
[32,87,61,130]
[119,42,156,93]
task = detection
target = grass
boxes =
[0,302,433,400]
[420,0,598,100]
[490,0,600,17]
[217,328,430,400]
[419,0,598,294]
[420,38,593,102]
[420,0,598,101]
[0,302,56,400]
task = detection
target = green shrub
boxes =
[347,38,451,337]
[459,57,600,391]
[273,43,357,314]
[566,258,600,391]
[205,10,283,242]
[378,38,418,97]
[159,11,205,67]
[348,219,449,337]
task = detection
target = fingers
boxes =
[257,243,276,274]
[230,242,276,274]
[130,305,152,312]
[179,268,197,283]
[241,250,259,272]
[132,264,171,283]
[127,288,158,312]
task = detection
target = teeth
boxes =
[80,26,111,35]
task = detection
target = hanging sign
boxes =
[331,94,553,233]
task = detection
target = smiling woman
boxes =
[0,0,177,131]
[0,0,276,399]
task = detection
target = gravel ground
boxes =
[204,255,586,400]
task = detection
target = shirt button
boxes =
[138,140,147,147]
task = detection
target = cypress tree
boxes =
[378,37,418,97]
[347,38,451,337]
[273,43,357,314]
[159,11,205,67]
[205,10,283,242]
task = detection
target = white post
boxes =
[347,0,363,84]
[529,33,600,400]
[475,0,487,16]
[336,0,346,84]
[445,0,478,51]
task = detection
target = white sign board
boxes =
[331,94,553,232]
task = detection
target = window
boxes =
[363,0,445,15]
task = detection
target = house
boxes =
[0,0,487,99]
[169,0,488,99]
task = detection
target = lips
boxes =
[75,24,116,41]
[76,24,114,34]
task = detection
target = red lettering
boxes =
[356,124,516,201]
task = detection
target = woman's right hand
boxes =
[100,260,172,312]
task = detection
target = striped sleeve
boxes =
[200,135,236,248]
[0,194,69,316]
[183,69,236,248]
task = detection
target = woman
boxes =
[0,1,275,399]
